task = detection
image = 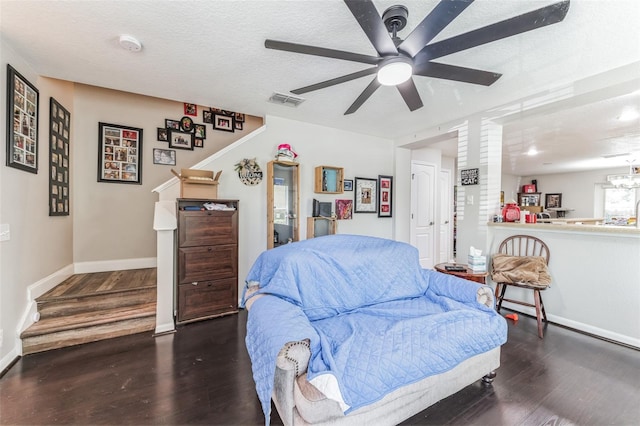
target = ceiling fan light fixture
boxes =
[377,57,413,86]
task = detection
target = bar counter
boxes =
[486,222,640,348]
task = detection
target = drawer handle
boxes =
[191,282,198,286]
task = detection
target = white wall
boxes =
[0,39,77,366]
[522,167,629,217]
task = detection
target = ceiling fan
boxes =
[265,0,570,115]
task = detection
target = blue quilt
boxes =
[243,235,507,423]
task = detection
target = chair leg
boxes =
[534,289,544,338]
[496,284,507,312]
[539,292,548,322]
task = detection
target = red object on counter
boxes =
[502,202,521,222]
[522,184,536,193]
[525,213,537,223]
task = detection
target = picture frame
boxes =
[179,116,194,132]
[153,148,176,166]
[378,175,393,218]
[354,177,377,213]
[545,193,562,209]
[213,113,235,132]
[234,120,243,131]
[194,124,206,139]
[168,128,194,150]
[194,138,204,148]
[335,199,353,220]
[165,119,180,130]
[203,109,213,124]
[461,168,479,186]
[184,103,197,116]
[6,64,39,173]
[49,97,70,216]
[343,179,353,191]
[235,112,245,122]
[98,122,142,184]
[157,127,168,141]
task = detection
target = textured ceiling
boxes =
[1,0,639,175]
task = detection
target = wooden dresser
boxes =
[176,199,239,324]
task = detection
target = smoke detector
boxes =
[119,35,142,52]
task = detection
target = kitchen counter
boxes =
[486,222,640,348]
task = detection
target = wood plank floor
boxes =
[1,309,638,425]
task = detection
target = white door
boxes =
[410,162,436,268]
[439,169,452,263]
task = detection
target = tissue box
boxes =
[468,255,486,272]
[171,168,221,199]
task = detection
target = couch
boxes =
[242,235,507,425]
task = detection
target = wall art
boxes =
[354,177,377,213]
[49,97,70,216]
[184,103,197,116]
[234,158,263,186]
[6,64,39,173]
[213,113,235,132]
[98,122,142,184]
[168,128,194,150]
[378,175,393,218]
[461,168,479,185]
[203,109,213,124]
[157,127,168,141]
[335,199,353,220]
[153,148,176,166]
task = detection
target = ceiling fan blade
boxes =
[396,78,424,111]
[414,0,570,64]
[291,67,378,95]
[344,0,398,56]
[414,61,502,86]
[265,40,381,65]
[398,0,474,58]
[345,77,381,115]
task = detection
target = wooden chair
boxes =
[494,235,550,338]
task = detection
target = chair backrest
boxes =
[498,235,550,264]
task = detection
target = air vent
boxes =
[268,92,305,107]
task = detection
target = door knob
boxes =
[429,221,434,226]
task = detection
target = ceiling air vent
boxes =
[268,92,305,107]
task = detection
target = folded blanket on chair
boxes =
[491,254,551,287]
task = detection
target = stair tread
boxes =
[22,302,156,338]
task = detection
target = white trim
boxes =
[73,257,157,274]
[502,302,640,349]
[154,322,176,335]
[151,124,267,194]
[0,346,20,374]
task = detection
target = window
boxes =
[603,187,636,224]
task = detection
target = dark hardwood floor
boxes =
[1,309,638,425]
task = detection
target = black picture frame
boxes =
[461,168,479,186]
[213,113,235,132]
[6,64,39,173]
[179,116,194,132]
[194,138,204,148]
[545,193,562,208]
[168,128,194,150]
[153,148,176,166]
[378,175,393,218]
[234,120,243,131]
[354,177,377,213]
[202,109,213,124]
[157,127,168,141]
[165,119,180,130]
[235,112,245,122]
[49,97,70,216]
[98,122,143,184]
[194,124,206,139]
[343,179,353,191]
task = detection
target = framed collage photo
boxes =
[378,175,393,218]
[7,64,39,173]
[354,177,377,213]
[98,123,143,184]
[49,98,71,216]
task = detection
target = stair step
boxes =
[37,286,156,318]
[22,303,156,338]
[21,316,156,355]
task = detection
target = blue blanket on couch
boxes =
[243,235,507,422]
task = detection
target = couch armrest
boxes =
[273,340,311,426]
[424,269,495,310]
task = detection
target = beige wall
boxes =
[72,84,262,263]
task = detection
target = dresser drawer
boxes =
[177,278,238,323]
[178,210,238,247]
[178,244,237,284]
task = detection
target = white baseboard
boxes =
[74,257,157,274]
[0,346,20,375]
[502,302,640,349]
[155,322,177,335]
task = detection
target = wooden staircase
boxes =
[21,268,157,355]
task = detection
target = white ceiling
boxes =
[1,0,639,176]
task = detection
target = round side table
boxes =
[434,263,487,284]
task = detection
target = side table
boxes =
[434,262,487,284]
